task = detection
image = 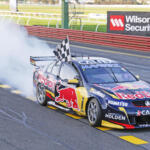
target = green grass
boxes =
[10,17,61,27]
[70,24,107,32]
[11,16,106,32]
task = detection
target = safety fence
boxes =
[0,11,106,31]
[25,25,150,52]
[0,11,61,27]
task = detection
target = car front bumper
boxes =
[102,105,150,129]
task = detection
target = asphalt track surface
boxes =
[1,37,150,150]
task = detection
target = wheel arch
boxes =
[85,96,102,116]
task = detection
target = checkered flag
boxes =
[53,36,71,62]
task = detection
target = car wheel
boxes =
[36,84,47,106]
[87,98,102,127]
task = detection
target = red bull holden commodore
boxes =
[30,56,150,129]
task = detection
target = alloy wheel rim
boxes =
[88,102,98,124]
[37,85,45,103]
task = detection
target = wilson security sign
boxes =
[107,11,150,36]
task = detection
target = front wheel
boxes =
[36,84,47,106]
[87,98,102,127]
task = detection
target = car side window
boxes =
[59,63,79,80]
[46,61,56,73]
[51,61,61,76]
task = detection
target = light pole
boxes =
[62,0,69,29]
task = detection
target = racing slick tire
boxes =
[36,84,47,106]
[87,98,102,127]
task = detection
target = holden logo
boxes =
[145,100,150,106]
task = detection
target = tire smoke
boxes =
[0,19,53,96]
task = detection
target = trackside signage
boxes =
[107,11,150,36]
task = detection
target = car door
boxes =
[45,61,61,100]
[55,63,88,114]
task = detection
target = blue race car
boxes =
[31,56,150,129]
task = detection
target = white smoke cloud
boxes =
[0,18,54,96]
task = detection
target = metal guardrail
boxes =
[0,11,107,31]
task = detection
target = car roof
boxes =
[72,56,118,64]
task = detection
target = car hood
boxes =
[91,81,150,100]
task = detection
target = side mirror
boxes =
[136,75,140,80]
[68,79,79,85]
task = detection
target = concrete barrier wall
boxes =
[25,25,150,52]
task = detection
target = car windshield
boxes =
[82,65,137,84]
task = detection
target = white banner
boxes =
[9,0,17,12]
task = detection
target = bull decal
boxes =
[55,86,79,109]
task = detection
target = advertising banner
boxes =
[107,11,150,36]
[9,0,18,12]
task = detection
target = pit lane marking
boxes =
[96,127,111,131]
[120,135,148,145]
[0,84,11,89]
[2,86,149,146]
[1,84,149,148]
[26,97,36,102]
[46,40,150,59]
[2,83,148,145]
[11,90,22,95]
[48,106,57,110]
[65,113,83,119]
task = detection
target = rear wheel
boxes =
[87,98,102,127]
[36,84,47,106]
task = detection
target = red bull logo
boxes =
[112,84,149,91]
[56,87,79,109]
[115,91,150,100]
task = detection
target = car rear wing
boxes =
[30,56,56,66]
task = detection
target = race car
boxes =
[30,56,150,129]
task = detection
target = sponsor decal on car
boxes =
[137,110,150,116]
[79,59,115,65]
[105,113,126,120]
[38,74,56,90]
[112,84,149,91]
[55,86,79,109]
[108,100,128,107]
[139,124,150,128]
[115,91,150,100]
[81,64,120,69]
[145,100,150,106]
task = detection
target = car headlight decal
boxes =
[119,107,130,124]
[102,90,120,99]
